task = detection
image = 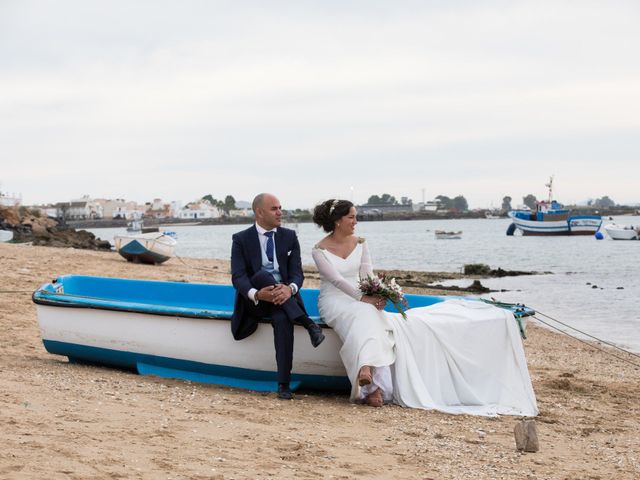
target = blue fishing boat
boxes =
[507,177,602,236]
[32,276,533,392]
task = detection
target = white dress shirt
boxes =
[248,223,299,304]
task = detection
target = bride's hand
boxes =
[362,295,386,310]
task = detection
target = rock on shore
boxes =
[0,206,111,250]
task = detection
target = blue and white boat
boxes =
[507,177,602,236]
[32,275,533,392]
[113,232,177,264]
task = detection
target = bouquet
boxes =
[358,273,409,319]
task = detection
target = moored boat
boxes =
[435,230,463,239]
[32,275,533,392]
[0,229,13,242]
[603,223,639,240]
[113,232,177,264]
[507,177,602,236]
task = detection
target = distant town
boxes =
[1,190,638,227]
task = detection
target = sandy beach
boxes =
[1,242,639,479]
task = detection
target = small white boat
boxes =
[114,232,177,264]
[435,230,463,239]
[603,223,639,240]
[0,229,14,242]
[32,276,534,393]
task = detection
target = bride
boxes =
[311,199,538,416]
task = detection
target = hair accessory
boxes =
[328,199,339,215]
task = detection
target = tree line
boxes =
[501,194,617,211]
[202,192,620,214]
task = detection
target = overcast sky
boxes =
[1,0,639,209]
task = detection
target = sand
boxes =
[1,242,639,479]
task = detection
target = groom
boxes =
[230,193,325,400]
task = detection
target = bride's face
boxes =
[335,207,357,235]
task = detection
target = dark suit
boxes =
[230,225,307,384]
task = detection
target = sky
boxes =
[1,0,639,209]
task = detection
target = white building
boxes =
[412,200,440,212]
[94,198,146,220]
[62,196,104,220]
[228,208,253,218]
[179,200,222,219]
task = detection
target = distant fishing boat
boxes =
[0,229,13,242]
[435,230,463,239]
[32,276,534,392]
[126,215,144,234]
[506,177,602,236]
[113,232,177,264]
[603,223,639,240]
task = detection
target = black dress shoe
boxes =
[308,324,325,348]
[277,383,293,400]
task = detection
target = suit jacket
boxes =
[230,225,305,340]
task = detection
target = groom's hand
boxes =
[271,284,292,305]
[256,286,276,303]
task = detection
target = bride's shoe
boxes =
[358,366,372,386]
[365,388,383,408]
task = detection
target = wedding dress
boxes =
[311,239,539,416]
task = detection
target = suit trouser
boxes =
[251,271,304,384]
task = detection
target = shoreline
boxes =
[1,242,639,479]
[64,206,639,230]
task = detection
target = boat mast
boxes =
[545,175,554,203]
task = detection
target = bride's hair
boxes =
[312,199,354,232]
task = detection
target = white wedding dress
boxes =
[312,239,539,416]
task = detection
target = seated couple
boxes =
[231,193,538,416]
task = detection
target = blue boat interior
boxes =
[34,275,448,322]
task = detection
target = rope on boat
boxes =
[533,309,640,362]
[531,315,640,369]
[482,298,640,368]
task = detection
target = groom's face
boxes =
[257,195,282,230]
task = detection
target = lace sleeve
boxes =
[359,239,374,279]
[312,248,364,300]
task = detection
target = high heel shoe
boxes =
[365,388,383,407]
[358,366,372,386]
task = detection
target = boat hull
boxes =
[508,213,602,236]
[37,305,349,391]
[32,275,533,392]
[0,229,13,242]
[114,233,177,264]
[603,224,639,240]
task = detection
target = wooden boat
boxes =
[32,276,533,392]
[113,232,177,264]
[603,223,639,240]
[435,230,463,239]
[0,229,13,242]
[507,177,602,236]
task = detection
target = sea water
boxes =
[88,216,640,353]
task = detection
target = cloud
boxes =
[1,1,639,207]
